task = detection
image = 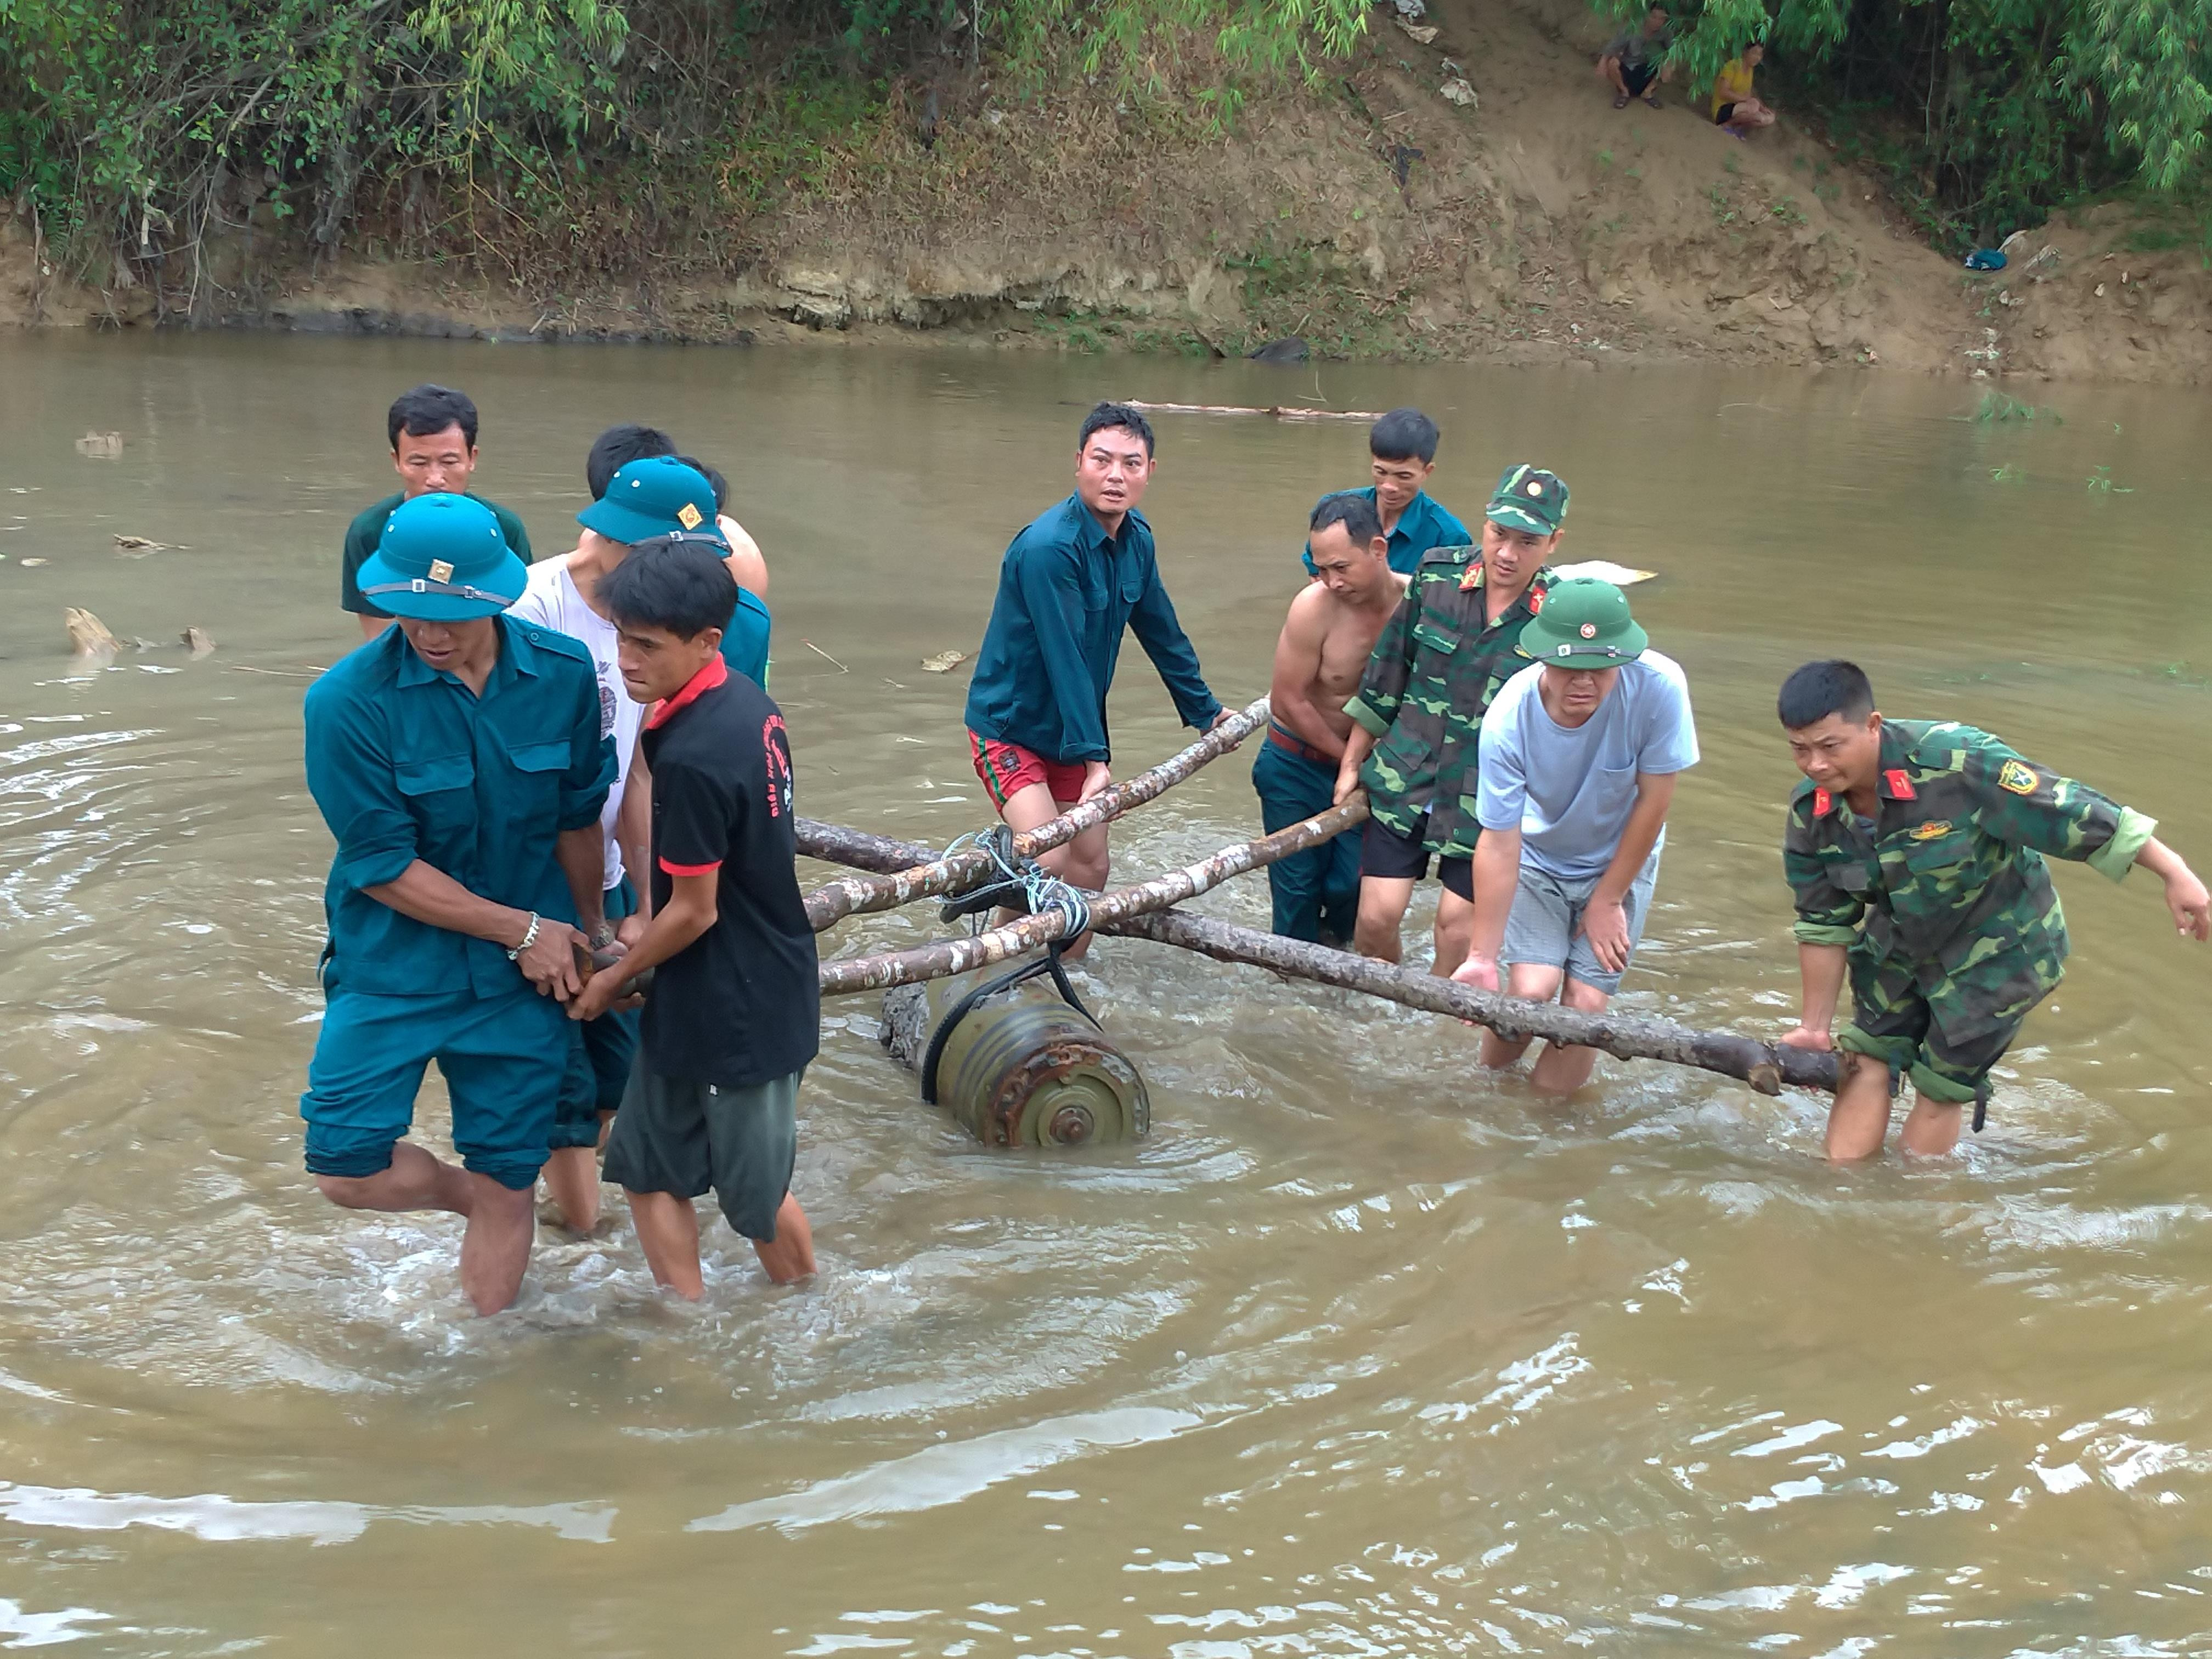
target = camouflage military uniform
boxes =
[1342,549,1555,856]
[1784,719,2155,1120]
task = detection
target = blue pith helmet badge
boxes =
[428,559,454,583]
[678,501,704,531]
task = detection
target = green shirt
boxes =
[1342,548,1555,855]
[1784,719,2155,972]
[342,492,533,617]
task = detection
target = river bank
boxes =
[5,0,2208,384]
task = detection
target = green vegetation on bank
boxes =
[2,0,2209,297]
[1644,0,2212,251]
[0,0,1363,288]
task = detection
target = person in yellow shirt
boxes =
[1712,41,1775,137]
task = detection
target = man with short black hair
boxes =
[963,401,1231,957]
[1336,464,1566,973]
[568,540,819,1296]
[341,385,532,640]
[583,422,770,599]
[1453,580,1697,1096]
[1775,660,2208,1160]
[1257,493,1407,943]
[1302,407,1470,579]
[302,494,614,1315]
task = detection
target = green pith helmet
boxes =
[1485,464,1570,535]
[577,456,728,548]
[1518,578,1648,668]
[356,493,527,620]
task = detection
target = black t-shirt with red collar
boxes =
[639,655,820,1088]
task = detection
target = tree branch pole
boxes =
[817,795,1371,996]
[1101,911,1839,1098]
[803,696,1273,932]
[796,819,938,875]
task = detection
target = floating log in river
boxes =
[803,696,1273,931]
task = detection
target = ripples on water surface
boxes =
[2,336,2210,1655]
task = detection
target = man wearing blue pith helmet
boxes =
[300,493,615,1316]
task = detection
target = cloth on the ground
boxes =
[1302,487,1472,578]
[640,656,820,1090]
[300,978,570,1189]
[1476,652,1699,882]
[963,494,1221,765]
[1500,846,1661,995]
[302,617,614,999]
[342,492,532,618]
[1252,740,1361,943]
[1711,56,1755,116]
[1345,549,1556,856]
[602,1065,803,1241]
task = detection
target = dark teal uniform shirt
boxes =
[1302,487,1472,578]
[963,494,1221,765]
[303,617,616,1000]
[722,585,772,687]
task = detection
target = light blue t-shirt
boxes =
[1476,651,1699,881]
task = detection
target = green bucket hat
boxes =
[577,457,728,548]
[1518,578,1647,668]
[356,493,528,620]
[1485,463,1570,536]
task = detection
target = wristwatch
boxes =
[506,912,541,961]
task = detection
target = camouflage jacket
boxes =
[1784,719,2155,974]
[1343,548,1554,855]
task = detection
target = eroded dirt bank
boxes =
[4,0,2207,383]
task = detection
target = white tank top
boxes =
[507,557,644,891]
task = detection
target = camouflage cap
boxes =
[1517,578,1647,668]
[1485,464,1570,535]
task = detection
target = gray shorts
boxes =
[602,1065,802,1242]
[1500,849,1662,996]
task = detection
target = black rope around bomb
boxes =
[916,826,1099,1104]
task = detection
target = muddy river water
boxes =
[2,334,2209,1656]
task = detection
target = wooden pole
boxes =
[1101,910,1838,1097]
[803,696,1273,932]
[818,795,1370,996]
[796,819,938,875]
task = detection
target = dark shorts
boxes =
[1714,101,1737,125]
[1837,943,2060,1119]
[1620,59,1659,96]
[969,730,1087,807]
[551,878,641,1149]
[602,1065,803,1241]
[300,983,568,1191]
[1359,816,1473,901]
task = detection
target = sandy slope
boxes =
[2,0,2206,382]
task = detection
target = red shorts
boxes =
[969,730,1088,806]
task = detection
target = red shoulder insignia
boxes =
[1883,769,1917,802]
[1812,787,1833,817]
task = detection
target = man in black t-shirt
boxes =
[342,385,533,640]
[568,540,819,1293]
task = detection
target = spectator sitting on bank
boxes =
[1598,4,1674,110]
[1712,41,1776,138]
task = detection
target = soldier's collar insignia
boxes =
[1998,759,2039,795]
[1909,819,1954,840]
[1812,787,1835,816]
[1459,562,1485,591]
[1881,769,1917,801]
